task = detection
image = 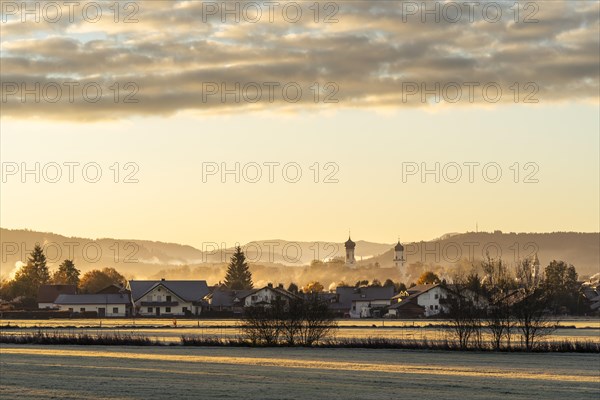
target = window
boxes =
[148,307,153,313]
[182,307,188,313]
[434,305,439,310]
[113,307,119,313]
[429,305,433,310]
[434,294,439,299]
[80,307,85,312]
[68,308,73,312]
[251,295,258,301]
[166,295,172,302]
[166,307,171,313]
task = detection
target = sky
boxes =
[1,1,599,248]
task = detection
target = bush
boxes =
[240,295,337,346]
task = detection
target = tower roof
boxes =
[394,241,404,251]
[345,237,356,249]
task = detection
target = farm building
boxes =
[128,279,210,317]
[53,293,132,317]
[203,286,255,313]
[37,284,77,309]
[332,286,396,318]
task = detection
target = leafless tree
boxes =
[512,288,556,351]
[241,295,337,346]
[441,272,484,349]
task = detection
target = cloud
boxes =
[1,0,598,121]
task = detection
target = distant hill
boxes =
[360,231,600,277]
[1,229,598,280]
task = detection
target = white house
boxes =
[53,293,131,317]
[412,285,446,317]
[241,284,299,307]
[389,284,446,317]
[128,279,210,317]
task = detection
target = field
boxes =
[1,344,599,399]
[2,318,599,344]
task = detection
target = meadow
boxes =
[2,318,599,344]
[1,344,598,399]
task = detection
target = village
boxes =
[11,236,599,320]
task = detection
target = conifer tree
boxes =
[224,246,253,290]
[53,259,80,287]
[13,244,50,299]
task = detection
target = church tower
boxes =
[345,236,356,266]
[393,240,405,268]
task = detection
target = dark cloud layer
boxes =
[1,1,598,120]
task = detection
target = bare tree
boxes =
[241,302,283,345]
[297,294,337,345]
[485,292,514,350]
[241,295,337,346]
[479,256,517,350]
[441,272,484,349]
[512,258,557,350]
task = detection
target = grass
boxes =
[2,332,599,352]
[181,335,600,353]
[0,331,161,346]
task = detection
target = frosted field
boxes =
[1,345,598,400]
[2,318,599,343]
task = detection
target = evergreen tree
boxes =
[13,244,50,299]
[224,246,253,290]
[53,259,80,287]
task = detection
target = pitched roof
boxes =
[389,284,441,309]
[237,286,301,301]
[407,284,440,295]
[37,285,77,303]
[54,293,131,305]
[204,288,254,307]
[335,286,395,309]
[96,284,130,294]
[128,280,209,302]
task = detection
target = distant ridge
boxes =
[1,228,598,278]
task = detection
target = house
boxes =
[332,286,395,318]
[53,293,131,317]
[203,286,255,314]
[581,273,600,313]
[389,284,446,318]
[239,284,300,308]
[128,279,210,317]
[37,284,77,309]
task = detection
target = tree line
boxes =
[442,255,583,351]
[0,244,127,307]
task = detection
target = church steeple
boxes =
[345,233,356,265]
[393,238,405,268]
